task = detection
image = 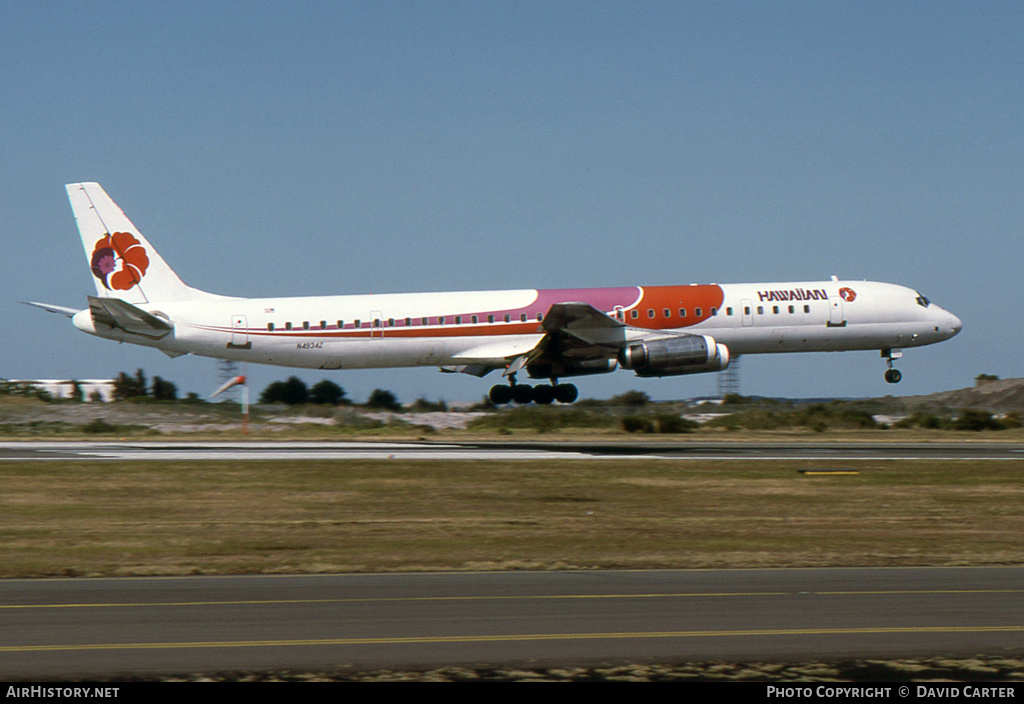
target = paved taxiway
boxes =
[2,567,1022,679]
[1,440,1021,461]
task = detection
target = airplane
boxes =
[27,182,962,405]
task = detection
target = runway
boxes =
[2,567,1022,679]
[1,439,1021,461]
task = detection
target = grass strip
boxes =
[0,459,1021,577]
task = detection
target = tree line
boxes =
[113,369,179,401]
[258,376,404,411]
[111,370,408,410]
[108,370,407,410]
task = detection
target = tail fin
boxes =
[66,182,221,304]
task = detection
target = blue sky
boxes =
[2,2,1021,403]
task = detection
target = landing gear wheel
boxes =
[881,348,904,385]
[488,385,512,405]
[532,384,555,405]
[554,383,578,404]
[511,384,535,405]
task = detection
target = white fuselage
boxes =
[72,279,962,373]
[54,182,961,391]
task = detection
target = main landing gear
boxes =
[489,377,579,405]
[882,348,903,384]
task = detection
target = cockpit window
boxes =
[915,292,931,308]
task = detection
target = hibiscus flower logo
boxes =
[91,232,150,291]
[839,287,857,303]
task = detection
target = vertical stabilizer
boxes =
[66,182,219,304]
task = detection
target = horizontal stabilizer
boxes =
[23,301,81,318]
[88,295,173,339]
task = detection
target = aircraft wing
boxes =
[446,302,688,379]
[519,302,717,378]
[540,302,629,354]
[87,296,173,339]
[444,337,543,377]
[502,302,633,379]
[443,303,627,378]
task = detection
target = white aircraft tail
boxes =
[66,182,221,304]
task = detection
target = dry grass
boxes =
[0,459,1021,577]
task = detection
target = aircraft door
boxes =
[229,315,251,349]
[741,299,753,327]
[828,298,846,327]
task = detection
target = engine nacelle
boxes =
[618,335,730,377]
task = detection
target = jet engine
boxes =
[618,335,730,377]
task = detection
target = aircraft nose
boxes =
[942,309,962,338]
[950,313,963,336]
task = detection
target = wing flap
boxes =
[449,338,540,364]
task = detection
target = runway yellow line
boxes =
[3,589,1021,610]
[3,626,1024,653]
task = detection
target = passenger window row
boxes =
[265,312,545,332]
[611,303,816,324]
[744,305,813,316]
[263,301,823,332]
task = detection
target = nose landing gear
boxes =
[882,348,903,384]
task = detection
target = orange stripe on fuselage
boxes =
[632,285,725,329]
